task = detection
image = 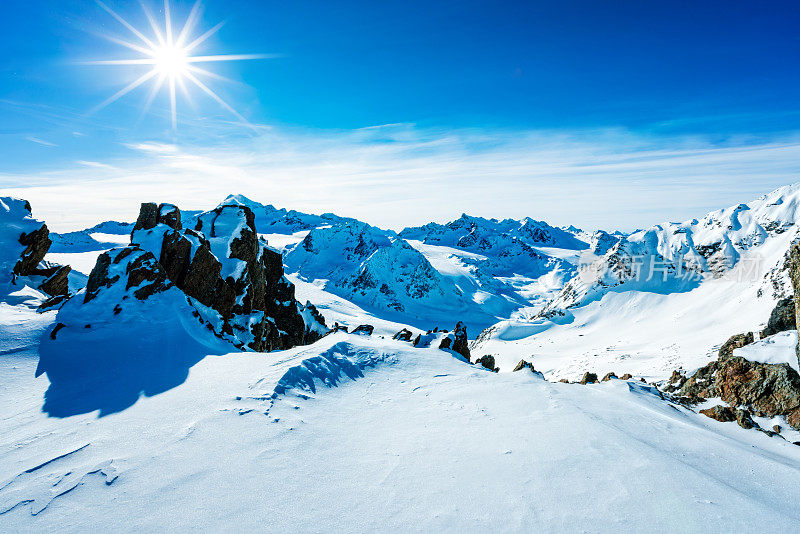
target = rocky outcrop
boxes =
[393,328,413,342]
[580,372,598,385]
[351,324,374,336]
[74,201,328,352]
[15,221,51,277]
[699,405,736,423]
[601,372,617,382]
[513,359,533,372]
[761,297,796,337]
[452,321,471,361]
[679,355,800,429]
[1,197,71,302]
[718,333,755,360]
[475,355,498,372]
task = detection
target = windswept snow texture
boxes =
[3,333,800,531]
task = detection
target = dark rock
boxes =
[79,201,327,352]
[84,251,117,303]
[735,408,757,430]
[15,223,51,276]
[761,297,796,337]
[620,373,633,380]
[352,324,374,336]
[789,241,800,341]
[512,360,533,372]
[438,337,452,350]
[699,405,736,422]
[38,265,71,296]
[38,294,69,312]
[718,332,754,359]
[158,203,181,230]
[558,378,570,383]
[132,202,159,233]
[580,372,598,385]
[602,372,617,382]
[124,250,172,300]
[773,424,782,434]
[50,322,66,340]
[475,355,498,372]
[332,323,349,333]
[451,321,471,361]
[393,328,413,342]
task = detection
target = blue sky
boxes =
[1,0,800,230]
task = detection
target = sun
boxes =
[86,0,274,129]
[152,44,189,77]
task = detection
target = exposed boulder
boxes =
[393,328,413,342]
[38,265,71,297]
[735,408,757,430]
[15,223,51,277]
[601,372,617,382]
[761,297,796,337]
[718,332,755,359]
[475,355,498,372]
[699,405,736,423]
[580,372,598,385]
[620,373,633,380]
[351,324,374,336]
[452,321,471,361]
[512,359,533,372]
[679,355,800,429]
[512,359,543,378]
[438,336,452,350]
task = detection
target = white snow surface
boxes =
[3,328,800,532]
[475,184,800,379]
[734,330,800,374]
[5,187,800,531]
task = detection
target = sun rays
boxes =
[85,0,274,129]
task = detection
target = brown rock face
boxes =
[718,332,755,359]
[81,201,327,352]
[620,373,633,380]
[679,356,800,429]
[513,359,533,372]
[580,372,598,385]
[699,405,736,422]
[602,372,617,382]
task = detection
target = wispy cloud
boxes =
[2,124,800,232]
[25,135,58,147]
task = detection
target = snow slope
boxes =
[475,185,800,379]
[3,331,800,532]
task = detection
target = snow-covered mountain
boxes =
[5,186,800,531]
[400,213,589,251]
[283,220,524,330]
[474,184,800,379]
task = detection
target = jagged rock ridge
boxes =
[58,201,328,352]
